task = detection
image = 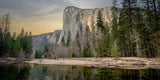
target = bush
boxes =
[81,46,91,57]
[35,50,44,58]
[71,52,77,57]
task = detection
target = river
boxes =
[0,64,160,80]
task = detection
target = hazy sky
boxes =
[0,0,113,35]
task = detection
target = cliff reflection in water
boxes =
[0,64,160,80]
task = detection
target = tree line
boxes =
[95,0,160,57]
[46,0,160,58]
[1,0,159,59]
[116,0,160,57]
[0,14,33,60]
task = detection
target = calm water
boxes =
[0,64,160,80]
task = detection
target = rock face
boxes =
[58,6,119,44]
[32,6,119,50]
[32,30,61,50]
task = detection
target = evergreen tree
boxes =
[81,46,88,57]
[44,45,49,53]
[95,10,112,57]
[44,45,49,58]
[75,32,81,57]
[81,46,91,57]
[141,0,157,57]
[19,29,33,58]
[118,0,137,57]
[11,38,21,57]
[0,13,10,57]
[66,31,71,46]
[118,0,129,57]
[111,7,118,41]
[81,25,91,57]
[111,1,119,56]
[85,25,90,48]
[96,23,111,57]
[91,26,96,56]
[35,50,44,58]
[150,0,160,56]
[0,14,33,58]
[25,31,28,37]
[20,28,25,37]
[105,26,111,56]
[12,32,16,40]
[96,10,105,32]
[61,36,65,46]
[0,28,3,56]
[134,8,146,56]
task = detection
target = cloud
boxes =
[0,0,71,17]
[68,0,113,8]
[0,0,113,18]
[0,0,113,35]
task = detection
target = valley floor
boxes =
[1,57,160,69]
[25,57,160,69]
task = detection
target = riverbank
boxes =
[1,57,160,69]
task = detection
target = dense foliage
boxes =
[0,14,33,59]
[1,0,159,59]
[65,0,160,58]
[35,45,49,58]
[116,0,160,57]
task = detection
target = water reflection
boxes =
[0,64,31,80]
[0,64,160,80]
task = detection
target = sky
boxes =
[0,0,113,35]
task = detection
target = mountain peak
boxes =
[65,6,80,9]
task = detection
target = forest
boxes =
[0,14,33,60]
[0,0,160,59]
[47,0,160,58]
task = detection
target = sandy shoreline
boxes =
[1,57,160,69]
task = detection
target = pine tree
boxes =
[141,0,157,57]
[44,45,49,58]
[0,28,4,56]
[134,8,146,56]
[20,28,25,37]
[111,1,119,55]
[66,31,71,46]
[29,31,32,36]
[12,32,16,40]
[117,0,137,57]
[85,25,90,48]
[111,7,118,41]
[75,32,81,57]
[105,26,111,56]
[91,26,96,56]
[81,25,91,57]
[96,23,111,57]
[61,36,65,46]
[19,29,33,58]
[150,0,160,57]
[25,31,28,37]
[0,13,11,57]
[118,0,130,57]
[95,10,113,57]
[81,46,91,57]
[96,10,105,32]
[11,38,21,57]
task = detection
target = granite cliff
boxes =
[32,6,119,50]
[32,30,61,50]
[58,6,119,44]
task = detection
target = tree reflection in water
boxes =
[0,64,160,80]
